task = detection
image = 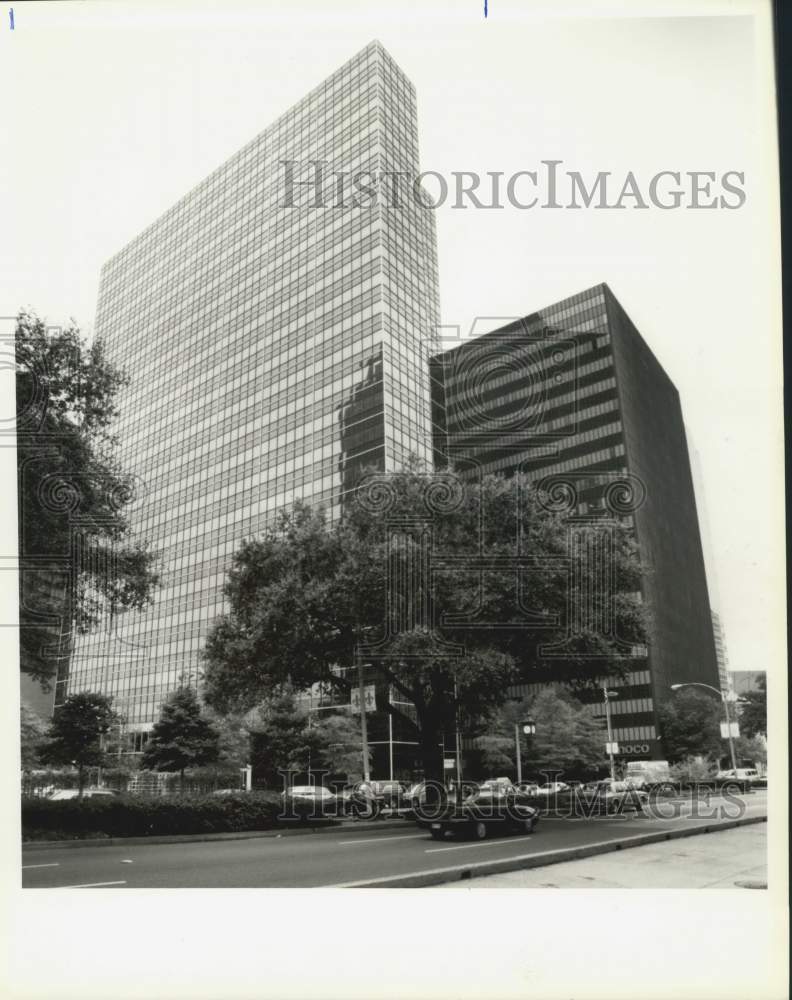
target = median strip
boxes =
[323,815,767,888]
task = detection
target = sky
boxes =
[0,1,783,682]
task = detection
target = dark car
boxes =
[422,788,540,841]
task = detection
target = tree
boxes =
[657,688,723,763]
[248,689,322,787]
[15,311,160,687]
[203,466,648,779]
[38,692,119,796]
[732,734,767,770]
[478,689,607,780]
[140,686,220,790]
[313,711,371,783]
[737,676,767,738]
[20,704,47,771]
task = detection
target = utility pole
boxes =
[722,691,739,775]
[453,678,462,786]
[357,642,371,782]
[388,709,394,781]
[602,684,618,783]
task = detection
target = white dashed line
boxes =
[425,835,537,854]
[22,863,60,870]
[56,880,127,889]
[338,834,427,846]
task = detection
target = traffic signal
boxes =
[522,719,536,736]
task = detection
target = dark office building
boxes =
[432,283,721,759]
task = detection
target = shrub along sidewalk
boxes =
[21,792,330,841]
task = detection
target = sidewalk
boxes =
[440,822,767,889]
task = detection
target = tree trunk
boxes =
[180,769,185,795]
[417,717,445,783]
[77,765,85,799]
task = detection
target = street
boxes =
[21,791,767,889]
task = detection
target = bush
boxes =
[20,791,323,841]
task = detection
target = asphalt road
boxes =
[21,792,767,889]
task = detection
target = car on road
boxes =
[423,787,540,841]
[515,782,540,795]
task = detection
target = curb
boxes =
[21,818,408,851]
[328,814,768,888]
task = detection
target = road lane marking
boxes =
[338,834,427,846]
[22,863,59,870]
[426,835,536,854]
[55,881,127,889]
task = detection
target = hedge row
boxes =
[21,792,325,841]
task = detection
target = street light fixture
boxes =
[670,682,739,775]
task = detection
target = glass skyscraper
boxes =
[64,41,439,740]
[433,283,721,758]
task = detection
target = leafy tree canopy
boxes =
[16,311,160,686]
[203,466,648,779]
[737,676,767,738]
[248,689,370,787]
[657,688,723,763]
[140,686,220,783]
[38,692,119,794]
[20,704,48,771]
[477,688,607,780]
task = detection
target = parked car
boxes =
[48,788,119,801]
[423,787,540,840]
[515,782,540,795]
[534,781,570,796]
[578,780,649,813]
[479,777,516,793]
[715,768,760,782]
[281,784,340,817]
[403,780,467,819]
[358,780,409,810]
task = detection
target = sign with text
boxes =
[605,741,620,755]
[720,721,740,739]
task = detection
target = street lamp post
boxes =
[602,685,619,783]
[515,719,536,785]
[670,682,739,775]
[514,723,522,785]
